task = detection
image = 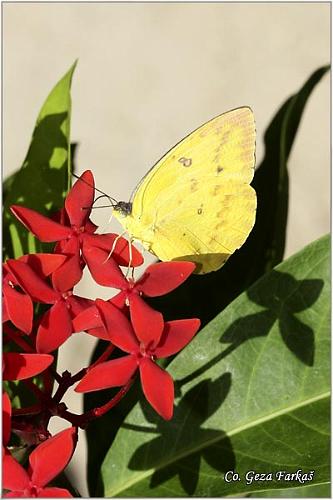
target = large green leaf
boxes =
[253,482,330,497]
[3,62,77,260]
[148,65,330,326]
[100,234,330,497]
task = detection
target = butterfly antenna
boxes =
[82,195,114,212]
[72,172,118,205]
[89,194,113,208]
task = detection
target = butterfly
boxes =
[113,107,257,274]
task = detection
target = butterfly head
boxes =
[114,201,133,217]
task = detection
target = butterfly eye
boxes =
[115,202,132,216]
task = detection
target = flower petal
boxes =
[3,392,12,446]
[85,326,111,341]
[20,253,67,277]
[136,261,195,296]
[3,353,54,381]
[70,302,109,341]
[129,294,164,346]
[66,295,94,317]
[3,283,33,334]
[54,254,83,292]
[139,358,174,420]
[54,239,69,254]
[3,452,30,491]
[84,218,98,234]
[39,487,72,497]
[51,207,69,226]
[72,304,102,331]
[6,260,59,304]
[36,302,72,353]
[75,354,137,393]
[52,238,83,292]
[96,299,138,353]
[65,170,95,227]
[110,290,127,312]
[30,427,77,488]
[10,205,72,242]
[154,319,200,358]
[2,300,9,323]
[69,301,108,340]
[83,233,143,267]
[82,242,126,288]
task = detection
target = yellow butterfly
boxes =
[113,107,256,274]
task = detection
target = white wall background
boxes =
[3,3,330,496]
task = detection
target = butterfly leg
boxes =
[103,231,128,263]
[125,237,135,279]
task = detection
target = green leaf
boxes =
[3,61,77,260]
[101,235,330,497]
[253,482,330,497]
[148,65,330,327]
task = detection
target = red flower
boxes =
[3,353,54,381]
[3,427,77,498]
[74,252,195,343]
[11,170,143,291]
[75,300,200,420]
[6,259,96,353]
[3,392,12,448]
[3,254,67,334]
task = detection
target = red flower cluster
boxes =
[3,170,200,495]
[3,394,76,498]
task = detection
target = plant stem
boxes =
[12,403,42,416]
[52,344,115,404]
[52,368,87,404]
[92,376,135,417]
[58,376,135,428]
[90,343,115,369]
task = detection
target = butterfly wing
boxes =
[150,179,256,273]
[116,107,256,273]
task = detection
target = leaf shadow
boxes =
[125,373,235,495]
[178,270,323,391]
[220,270,323,367]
